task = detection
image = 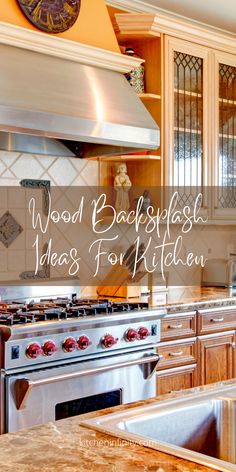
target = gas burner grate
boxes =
[0,298,149,325]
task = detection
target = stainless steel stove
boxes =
[0,287,166,434]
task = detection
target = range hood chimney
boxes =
[0,43,159,158]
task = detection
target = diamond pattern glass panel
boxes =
[174,51,203,202]
[218,63,236,208]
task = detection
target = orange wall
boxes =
[0,0,120,52]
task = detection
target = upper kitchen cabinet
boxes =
[105,9,236,220]
[212,51,236,220]
[164,37,236,220]
[164,38,210,200]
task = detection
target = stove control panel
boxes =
[5,317,162,369]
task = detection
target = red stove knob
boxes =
[63,337,77,353]
[26,342,43,359]
[42,340,57,356]
[138,327,150,340]
[77,335,91,350]
[101,334,118,349]
[125,328,138,342]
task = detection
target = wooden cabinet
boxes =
[198,307,236,335]
[157,312,198,394]
[164,37,210,199]
[164,36,236,220]
[108,11,236,220]
[157,307,236,394]
[157,338,197,370]
[198,332,236,385]
[156,364,198,395]
[212,50,236,219]
[160,312,196,341]
[97,9,163,194]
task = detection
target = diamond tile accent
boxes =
[0,211,23,248]
[48,158,77,185]
[11,154,44,179]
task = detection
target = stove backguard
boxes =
[0,280,80,303]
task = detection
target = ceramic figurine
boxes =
[114,163,132,212]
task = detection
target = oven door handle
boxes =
[15,354,160,410]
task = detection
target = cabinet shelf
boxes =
[219,133,236,139]
[138,93,161,101]
[174,89,202,98]
[174,127,202,135]
[92,154,161,162]
[219,98,236,105]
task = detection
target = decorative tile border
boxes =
[19,243,50,280]
[0,211,23,248]
[20,178,50,216]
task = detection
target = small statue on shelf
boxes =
[114,163,132,213]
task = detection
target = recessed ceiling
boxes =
[144,0,236,33]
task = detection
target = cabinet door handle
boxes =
[211,317,224,322]
[169,351,183,357]
[168,324,183,329]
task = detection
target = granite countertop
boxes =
[134,286,236,313]
[1,289,236,471]
[2,379,236,472]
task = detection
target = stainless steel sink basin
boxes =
[81,384,236,472]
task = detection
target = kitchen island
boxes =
[1,379,234,472]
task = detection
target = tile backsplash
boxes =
[0,151,98,297]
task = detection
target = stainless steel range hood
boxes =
[0,43,159,158]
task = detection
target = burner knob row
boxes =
[26,336,92,358]
[63,336,91,352]
[26,327,151,358]
[125,327,150,342]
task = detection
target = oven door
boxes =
[6,349,159,433]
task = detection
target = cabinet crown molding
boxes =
[0,21,142,73]
[114,11,236,54]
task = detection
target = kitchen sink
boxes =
[81,384,236,472]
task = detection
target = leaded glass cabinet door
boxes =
[165,37,210,210]
[213,51,236,220]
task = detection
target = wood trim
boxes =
[0,21,142,73]
[106,0,156,13]
[113,12,236,55]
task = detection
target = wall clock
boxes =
[17,0,81,34]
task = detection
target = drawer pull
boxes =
[211,317,224,323]
[169,351,183,357]
[168,324,183,329]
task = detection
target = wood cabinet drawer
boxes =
[156,338,197,370]
[156,364,198,395]
[198,307,236,335]
[161,312,196,341]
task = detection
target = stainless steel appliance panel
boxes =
[6,349,158,432]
